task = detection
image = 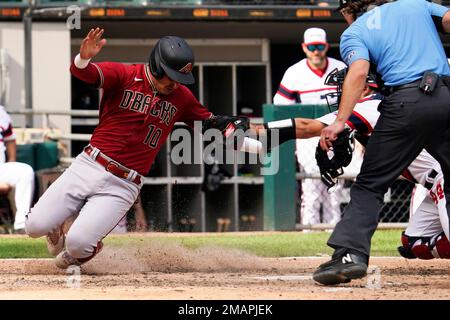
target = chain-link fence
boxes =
[295,137,414,228]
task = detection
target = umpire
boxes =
[314,0,450,285]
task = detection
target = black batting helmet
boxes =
[149,36,195,85]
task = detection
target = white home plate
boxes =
[252,275,312,281]
[322,287,353,292]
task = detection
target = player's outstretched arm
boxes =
[252,118,324,139]
[203,115,327,154]
[294,118,326,139]
[250,117,326,150]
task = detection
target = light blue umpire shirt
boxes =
[340,0,450,86]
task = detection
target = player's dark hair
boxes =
[345,0,389,17]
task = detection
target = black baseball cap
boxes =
[335,0,352,11]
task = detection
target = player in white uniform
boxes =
[273,28,347,226]
[254,68,450,259]
[0,106,35,232]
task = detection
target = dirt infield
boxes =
[0,242,448,300]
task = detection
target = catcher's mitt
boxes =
[315,128,354,190]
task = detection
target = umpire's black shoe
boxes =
[313,248,369,286]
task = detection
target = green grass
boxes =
[0,230,402,259]
[0,237,51,258]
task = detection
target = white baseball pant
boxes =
[25,151,141,259]
[0,162,35,230]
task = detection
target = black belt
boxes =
[380,80,421,96]
[382,77,450,96]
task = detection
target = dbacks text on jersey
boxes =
[119,89,178,126]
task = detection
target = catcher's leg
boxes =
[399,185,450,259]
[56,173,140,268]
[406,184,443,237]
[408,184,428,218]
[425,128,450,240]
[399,231,450,259]
[404,149,448,237]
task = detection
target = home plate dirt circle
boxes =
[0,243,448,299]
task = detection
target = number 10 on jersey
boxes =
[144,124,162,148]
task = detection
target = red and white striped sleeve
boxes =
[274,83,297,104]
[273,67,298,105]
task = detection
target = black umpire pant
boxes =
[328,81,450,257]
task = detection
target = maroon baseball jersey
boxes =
[71,61,212,175]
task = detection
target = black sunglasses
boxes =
[306,44,326,52]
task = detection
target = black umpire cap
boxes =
[336,0,382,12]
[149,36,195,85]
[336,0,351,11]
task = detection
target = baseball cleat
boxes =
[54,250,82,269]
[313,248,368,285]
[46,226,65,256]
